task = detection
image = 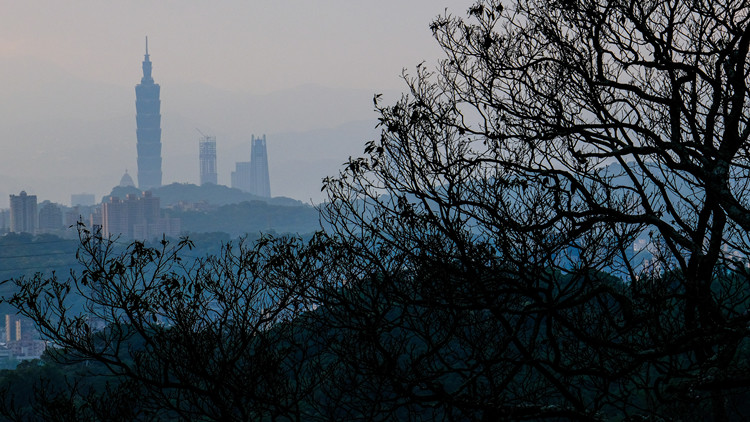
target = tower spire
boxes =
[141,36,153,83]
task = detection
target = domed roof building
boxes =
[119,170,136,188]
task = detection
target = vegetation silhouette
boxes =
[5,0,750,420]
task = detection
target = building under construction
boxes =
[199,134,218,185]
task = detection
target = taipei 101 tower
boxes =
[135,37,162,189]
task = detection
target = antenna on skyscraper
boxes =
[145,36,149,56]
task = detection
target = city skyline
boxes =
[0,1,474,207]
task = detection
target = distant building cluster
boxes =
[197,133,271,197]
[1,188,180,241]
[4,192,69,236]
[0,315,45,366]
[100,190,180,239]
[0,38,275,242]
[134,39,271,197]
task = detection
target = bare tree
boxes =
[3,225,328,421]
[316,0,750,419]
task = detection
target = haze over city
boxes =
[0,1,472,207]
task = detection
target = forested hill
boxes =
[103,183,321,238]
[167,200,320,237]
[107,183,305,207]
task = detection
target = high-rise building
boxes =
[231,135,271,197]
[38,201,63,233]
[4,315,12,343]
[102,196,129,239]
[231,161,252,192]
[250,134,271,197]
[199,135,218,185]
[0,210,9,233]
[9,191,37,234]
[135,37,162,190]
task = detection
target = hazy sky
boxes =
[2,1,472,93]
[0,1,475,206]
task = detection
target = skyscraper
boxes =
[231,135,271,196]
[38,201,63,233]
[199,135,218,185]
[9,191,37,234]
[135,37,162,189]
[250,134,271,197]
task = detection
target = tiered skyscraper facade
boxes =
[135,37,162,189]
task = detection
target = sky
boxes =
[0,1,475,206]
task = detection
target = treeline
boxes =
[0,234,79,314]
[170,200,319,238]
[0,232,275,316]
[3,243,749,420]
[0,355,169,421]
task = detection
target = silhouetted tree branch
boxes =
[3,224,331,421]
[316,0,750,419]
